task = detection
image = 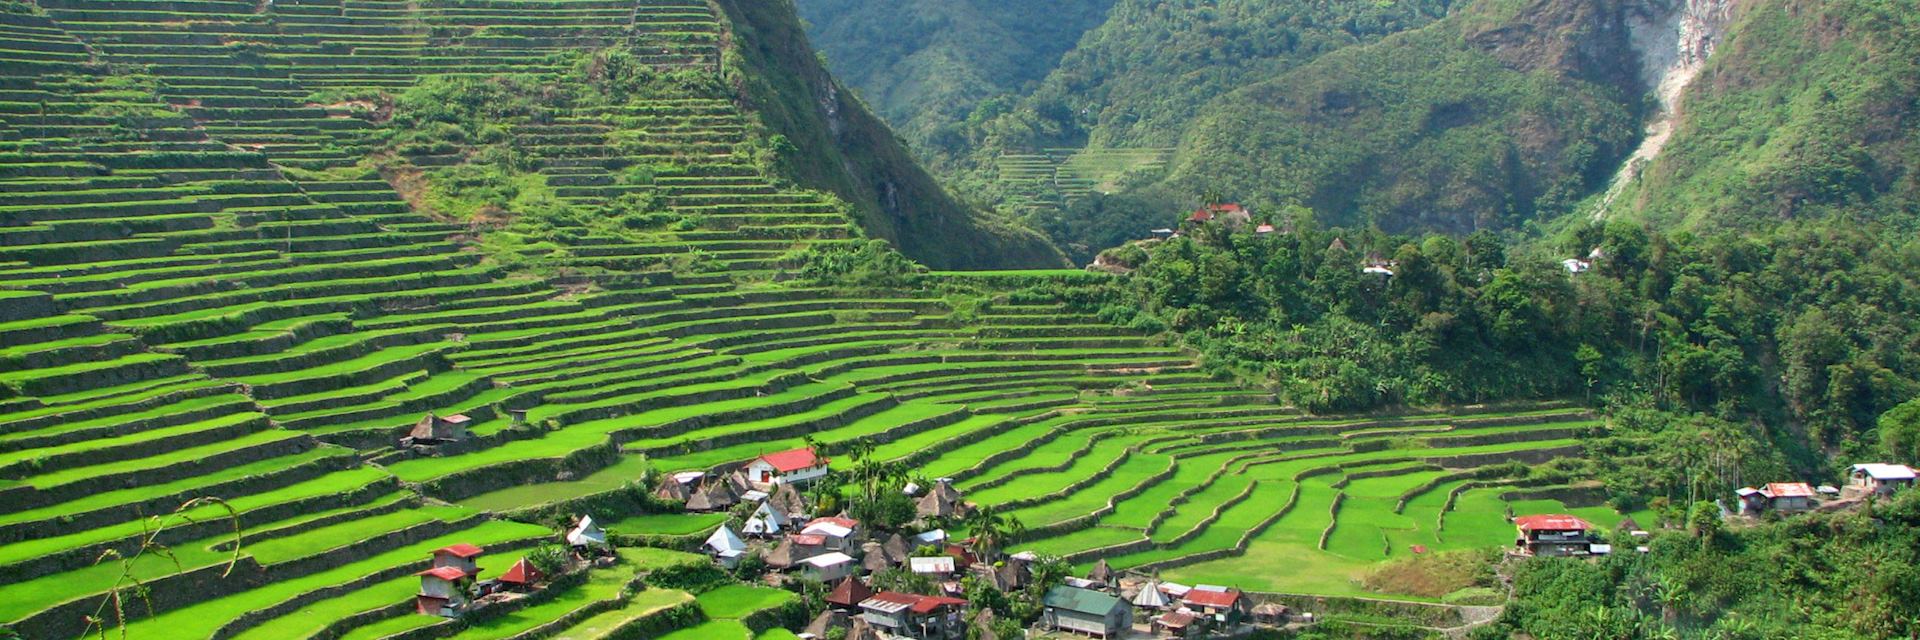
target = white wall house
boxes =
[744,447,830,490]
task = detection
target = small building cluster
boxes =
[412,513,607,619]
[1512,514,1607,557]
[1731,462,1916,518]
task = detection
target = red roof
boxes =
[436,543,485,558]
[806,516,859,530]
[756,447,826,472]
[1514,514,1592,532]
[1207,203,1247,215]
[416,566,468,581]
[1183,588,1242,609]
[498,558,541,584]
[1188,209,1214,222]
[826,576,874,606]
[867,591,967,614]
[1764,482,1815,498]
[791,534,827,546]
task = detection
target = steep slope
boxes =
[1158,0,1649,234]
[715,0,1067,269]
[1614,0,1920,230]
[794,0,1116,152]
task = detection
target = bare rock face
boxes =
[1593,0,1742,217]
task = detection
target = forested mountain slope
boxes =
[793,0,1115,155]
[1158,0,1650,234]
[715,0,1066,269]
[1611,0,1920,232]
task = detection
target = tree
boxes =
[1876,398,1920,464]
[1686,502,1721,550]
[964,505,1025,561]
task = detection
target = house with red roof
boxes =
[495,558,543,593]
[1737,482,1816,514]
[1188,203,1252,229]
[1513,514,1596,556]
[1181,585,1250,627]
[415,565,472,617]
[858,591,968,639]
[744,447,830,490]
[432,543,484,574]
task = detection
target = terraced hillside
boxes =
[995,147,1170,213]
[0,1,1625,637]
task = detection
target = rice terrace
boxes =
[0,0,1796,638]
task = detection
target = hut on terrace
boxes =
[704,525,747,568]
[1086,559,1118,591]
[745,502,791,536]
[768,482,811,519]
[495,558,542,594]
[565,515,608,554]
[915,478,969,520]
[404,413,471,446]
[1130,576,1170,611]
[685,480,738,512]
[826,576,874,612]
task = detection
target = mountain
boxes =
[1156,0,1650,234]
[793,0,1116,154]
[1611,0,1920,231]
[717,0,1067,268]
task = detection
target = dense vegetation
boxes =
[1091,214,1920,503]
[1482,489,1920,639]
[793,0,1115,152]
[1616,0,1920,232]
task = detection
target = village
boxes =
[395,421,1920,638]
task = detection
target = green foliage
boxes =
[1493,491,1920,638]
[1620,0,1920,232]
[784,239,926,289]
[526,544,570,577]
[795,0,1117,152]
[1878,398,1920,464]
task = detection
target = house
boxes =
[825,576,874,612]
[744,502,792,536]
[1130,577,1171,611]
[768,482,811,519]
[406,413,471,445]
[766,533,827,569]
[745,447,830,490]
[1737,482,1816,514]
[1849,463,1918,496]
[858,591,968,640]
[685,480,738,512]
[432,543,484,574]
[861,542,894,574]
[704,524,748,568]
[1251,602,1289,625]
[801,552,857,582]
[495,558,542,593]
[1182,585,1249,627]
[1562,258,1593,274]
[884,533,914,562]
[653,475,691,502]
[415,565,473,617]
[1085,559,1117,591]
[1254,223,1276,234]
[915,478,968,520]
[1152,610,1200,637]
[800,516,861,552]
[1041,585,1133,638]
[1514,514,1595,556]
[566,515,608,551]
[1189,203,1252,229]
[908,556,956,578]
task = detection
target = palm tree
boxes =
[964,505,1025,561]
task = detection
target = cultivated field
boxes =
[0,1,1623,637]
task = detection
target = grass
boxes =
[658,620,753,640]
[695,584,794,619]
[606,512,727,536]
[548,588,693,640]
